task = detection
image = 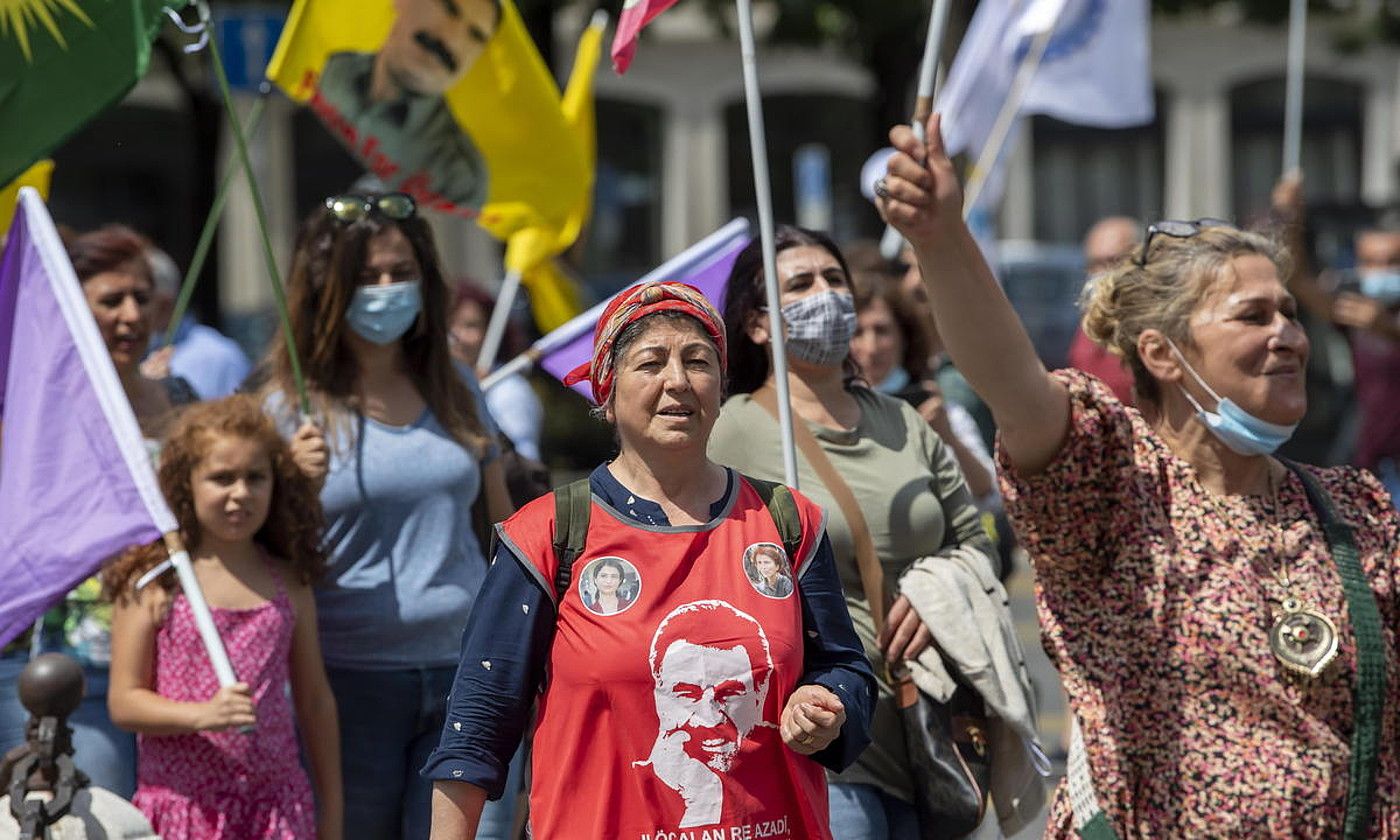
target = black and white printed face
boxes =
[383,0,499,96]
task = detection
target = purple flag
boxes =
[537,221,751,401]
[0,188,177,646]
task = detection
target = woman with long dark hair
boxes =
[267,192,513,839]
[708,226,1041,838]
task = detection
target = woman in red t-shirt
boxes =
[423,282,875,839]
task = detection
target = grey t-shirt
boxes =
[709,386,991,802]
[268,378,498,670]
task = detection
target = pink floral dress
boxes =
[132,565,315,839]
[998,370,1399,839]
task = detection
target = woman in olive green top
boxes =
[708,226,995,838]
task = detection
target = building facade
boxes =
[44,7,1400,347]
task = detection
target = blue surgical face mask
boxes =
[875,366,911,394]
[1359,270,1400,307]
[780,290,856,367]
[347,279,422,345]
[1167,339,1298,456]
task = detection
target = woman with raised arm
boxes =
[878,115,1400,838]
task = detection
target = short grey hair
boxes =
[146,247,181,297]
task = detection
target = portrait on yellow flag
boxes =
[267,0,586,237]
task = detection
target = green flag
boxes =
[0,0,185,186]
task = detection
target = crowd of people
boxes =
[1,111,1398,840]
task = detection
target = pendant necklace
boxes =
[1222,467,1339,678]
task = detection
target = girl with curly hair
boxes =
[104,395,342,840]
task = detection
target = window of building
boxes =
[578,98,665,294]
[50,104,199,263]
[1230,76,1362,221]
[1030,91,1166,244]
[724,94,882,245]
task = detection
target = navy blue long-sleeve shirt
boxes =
[420,466,875,798]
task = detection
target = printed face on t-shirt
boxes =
[595,564,622,594]
[654,641,763,772]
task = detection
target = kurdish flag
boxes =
[0,160,53,238]
[266,0,588,241]
[0,188,176,645]
[0,0,184,187]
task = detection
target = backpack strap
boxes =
[549,473,803,602]
[1282,460,1386,840]
[551,478,593,603]
[741,474,803,566]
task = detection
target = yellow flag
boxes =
[0,160,54,237]
[265,0,587,240]
[506,16,604,330]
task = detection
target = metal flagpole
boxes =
[961,24,1056,218]
[736,0,799,489]
[477,268,523,374]
[1282,0,1308,176]
[881,0,954,259]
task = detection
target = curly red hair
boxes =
[103,395,326,603]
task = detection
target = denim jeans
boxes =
[827,782,920,840]
[327,665,518,840]
[0,651,136,797]
[476,744,524,839]
[328,666,452,840]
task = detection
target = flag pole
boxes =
[1282,0,1308,176]
[161,532,238,687]
[881,0,954,259]
[477,268,523,374]
[735,0,798,489]
[164,86,272,348]
[482,219,751,392]
[205,17,311,416]
[961,24,1056,218]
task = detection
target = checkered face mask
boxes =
[780,290,856,367]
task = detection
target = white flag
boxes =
[937,0,1153,159]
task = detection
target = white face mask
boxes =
[1167,339,1298,456]
[779,290,856,368]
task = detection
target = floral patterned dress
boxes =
[132,566,314,839]
[997,370,1399,839]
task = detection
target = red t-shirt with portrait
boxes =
[496,475,831,840]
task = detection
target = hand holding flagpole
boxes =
[881,0,954,260]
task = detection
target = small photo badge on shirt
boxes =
[579,557,642,617]
[742,542,794,600]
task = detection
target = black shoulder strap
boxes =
[551,474,803,602]
[1282,459,1386,840]
[742,474,803,565]
[551,478,592,603]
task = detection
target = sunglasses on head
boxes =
[324,192,418,224]
[1135,217,1232,267]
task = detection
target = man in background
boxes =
[140,247,250,399]
[1066,216,1141,404]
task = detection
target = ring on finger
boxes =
[874,177,890,200]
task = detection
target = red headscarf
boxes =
[563,281,726,405]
